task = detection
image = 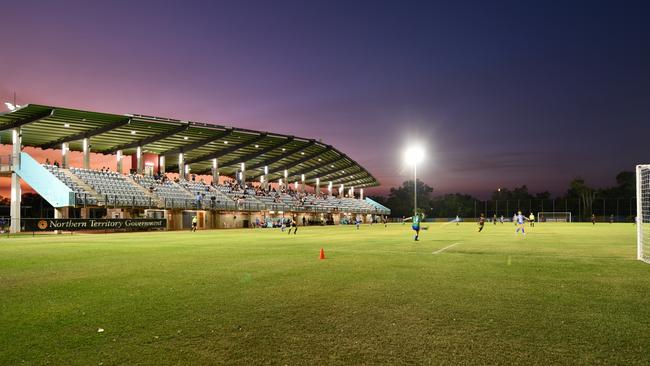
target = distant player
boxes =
[493,214,497,225]
[281,218,286,232]
[513,213,518,226]
[478,213,485,232]
[288,219,298,235]
[591,214,596,225]
[356,216,361,230]
[191,215,198,232]
[515,211,528,235]
[500,215,504,224]
[455,215,460,226]
[529,212,535,227]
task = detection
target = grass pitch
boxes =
[1,222,649,365]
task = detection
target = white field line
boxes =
[432,242,461,255]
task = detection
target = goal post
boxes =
[537,212,571,222]
[637,165,650,263]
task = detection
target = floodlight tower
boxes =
[404,146,425,216]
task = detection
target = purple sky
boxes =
[1,0,649,198]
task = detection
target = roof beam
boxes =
[304,161,357,182]
[184,133,268,165]
[262,147,331,179]
[0,108,53,131]
[334,173,370,186]
[246,140,317,171]
[192,137,296,175]
[39,117,131,150]
[263,150,337,180]
[102,123,189,154]
[160,128,234,156]
[217,137,295,168]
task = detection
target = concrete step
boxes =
[59,169,105,205]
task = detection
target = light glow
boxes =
[404,145,425,165]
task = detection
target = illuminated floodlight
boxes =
[4,102,15,111]
[404,145,425,165]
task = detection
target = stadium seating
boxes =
[131,175,195,209]
[43,165,97,205]
[70,168,152,207]
[42,166,386,214]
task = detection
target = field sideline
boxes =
[1,223,649,365]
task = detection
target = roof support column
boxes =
[283,169,288,191]
[159,155,165,174]
[240,162,246,189]
[339,184,344,198]
[360,188,364,200]
[262,166,268,190]
[350,186,355,198]
[61,143,69,169]
[315,177,320,196]
[116,150,123,174]
[212,158,218,185]
[301,174,305,193]
[82,138,90,169]
[328,181,333,196]
[136,146,143,174]
[178,153,185,180]
[10,128,21,234]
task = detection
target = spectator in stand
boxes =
[45,158,51,165]
[53,160,60,167]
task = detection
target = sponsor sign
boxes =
[22,218,167,231]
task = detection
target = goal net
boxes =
[537,212,571,222]
[637,165,650,263]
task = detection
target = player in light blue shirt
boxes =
[515,211,528,235]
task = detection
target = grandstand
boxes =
[0,104,390,232]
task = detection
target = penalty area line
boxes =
[432,242,461,255]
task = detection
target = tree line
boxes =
[369,171,636,221]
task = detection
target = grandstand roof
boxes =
[0,104,378,187]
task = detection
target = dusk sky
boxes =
[1,0,649,198]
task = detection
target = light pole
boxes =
[404,146,425,217]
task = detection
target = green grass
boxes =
[1,223,649,365]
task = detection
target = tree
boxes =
[385,180,434,218]
[568,178,596,218]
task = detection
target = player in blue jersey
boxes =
[407,213,423,241]
[515,211,528,235]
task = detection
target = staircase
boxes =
[125,175,164,207]
[59,169,105,205]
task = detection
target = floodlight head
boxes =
[4,102,16,111]
[404,145,425,165]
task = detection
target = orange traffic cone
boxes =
[319,248,325,260]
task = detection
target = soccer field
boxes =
[1,223,649,365]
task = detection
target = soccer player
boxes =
[478,213,485,232]
[456,215,460,226]
[408,213,422,241]
[591,214,596,225]
[529,212,535,227]
[191,215,198,232]
[493,214,497,225]
[515,211,527,235]
[500,215,504,224]
[383,215,388,227]
[513,213,518,226]
[355,216,361,230]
